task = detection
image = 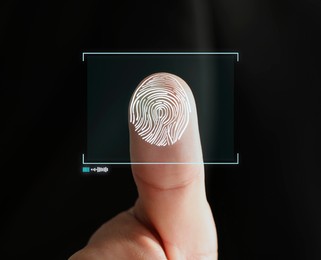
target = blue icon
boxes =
[82,167,90,173]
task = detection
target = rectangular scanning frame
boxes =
[82,52,239,170]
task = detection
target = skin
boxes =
[69,73,218,260]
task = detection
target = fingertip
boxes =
[128,72,203,189]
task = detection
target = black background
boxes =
[1,0,321,259]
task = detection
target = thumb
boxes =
[129,72,217,259]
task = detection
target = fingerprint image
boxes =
[130,73,191,146]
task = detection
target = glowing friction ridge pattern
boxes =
[130,73,191,146]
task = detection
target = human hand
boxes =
[69,73,218,259]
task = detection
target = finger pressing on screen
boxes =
[128,72,217,259]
